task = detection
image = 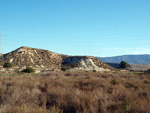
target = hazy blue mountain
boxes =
[98,54,150,64]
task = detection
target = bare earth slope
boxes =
[0,46,116,71]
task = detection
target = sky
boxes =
[0,0,150,57]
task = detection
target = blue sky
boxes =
[0,0,150,57]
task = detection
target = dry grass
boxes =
[0,71,149,113]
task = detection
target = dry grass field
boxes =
[0,71,150,113]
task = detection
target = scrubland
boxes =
[0,71,149,113]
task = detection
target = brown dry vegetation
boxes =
[0,71,150,113]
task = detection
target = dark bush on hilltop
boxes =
[3,62,13,68]
[120,61,127,68]
[61,66,68,71]
[22,67,35,73]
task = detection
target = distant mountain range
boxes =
[98,54,150,64]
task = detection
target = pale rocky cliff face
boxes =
[63,56,116,71]
[64,57,110,71]
[0,47,116,72]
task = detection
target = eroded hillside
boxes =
[0,47,117,72]
[0,46,67,68]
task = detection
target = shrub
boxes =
[143,80,150,84]
[144,69,150,74]
[111,79,120,85]
[22,67,35,73]
[6,105,62,113]
[121,97,133,112]
[120,61,127,68]
[125,82,138,90]
[61,66,67,71]
[93,70,96,72]
[3,62,13,68]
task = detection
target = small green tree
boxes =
[61,66,67,71]
[22,67,35,73]
[3,62,13,68]
[93,70,96,72]
[120,61,127,68]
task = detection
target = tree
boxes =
[120,61,127,68]
[61,66,68,71]
[3,62,13,68]
[22,67,35,73]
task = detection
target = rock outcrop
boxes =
[63,56,115,71]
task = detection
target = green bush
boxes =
[3,62,13,68]
[120,61,127,68]
[22,67,35,73]
[61,66,67,71]
[93,70,96,72]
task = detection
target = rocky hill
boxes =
[0,46,116,72]
[0,46,67,69]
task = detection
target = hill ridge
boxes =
[98,54,150,64]
[0,47,116,72]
